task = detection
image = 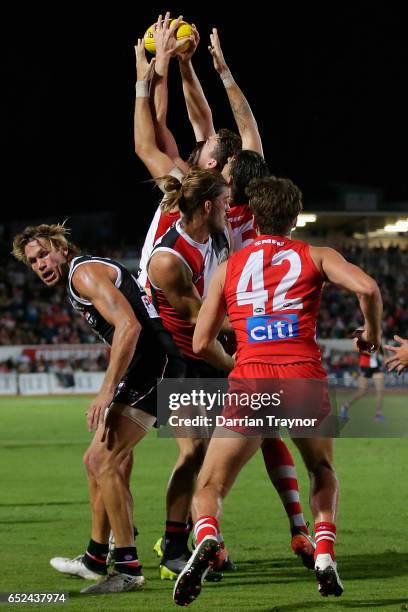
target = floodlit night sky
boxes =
[2,4,407,237]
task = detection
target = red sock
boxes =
[262,439,309,535]
[315,521,336,560]
[194,516,219,546]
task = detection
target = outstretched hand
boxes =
[384,335,408,374]
[135,38,155,81]
[208,27,228,74]
[177,23,199,63]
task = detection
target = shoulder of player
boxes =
[71,260,116,292]
[309,245,344,261]
[149,249,189,279]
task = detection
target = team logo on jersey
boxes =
[247,314,299,342]
[141,294,159,319]
[84,310,97,328]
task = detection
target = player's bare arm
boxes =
[312,246,383,351]
[72,263,141,431]
[193,261,235,371]
[384,335,408,374]
[209,28,263,155]
[134,38,178,180]
[148,251,202,324]
[150,12,191,173]
[177,23,216,142]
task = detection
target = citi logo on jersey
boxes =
[247,314,299,342]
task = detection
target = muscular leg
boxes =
[193,431,262,521]
[291,437,338,523]
[173,432,261,606]
[84,446,134,545]
[167,437,208,522]
[291,437,343,597]
[86,403,150,548]
[83,446,111,545]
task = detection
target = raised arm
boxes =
[312,246,383,351]
[134,37,179,180]
[72,263,141,430]
[177,24,216,142]
[209,28,263,155]
[150,12,190,173]
[192,261,234,371]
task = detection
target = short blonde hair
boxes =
[12,223,80,265]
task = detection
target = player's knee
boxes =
[83,448,95,476]
[85,447,109,479]
[308,456,336,477]
[95,447,128,480]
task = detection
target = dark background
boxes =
[2,3,407,243]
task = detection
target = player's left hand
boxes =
[384,335,408,374]
[86,390,114,431]
[353,328,381,354]
[135,39,156,82]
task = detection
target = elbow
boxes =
[189,314,198,327]
[134,139,155,159]
[359,278,381,299]
[134,140,146,157]
[123,318,141,341]
[192,335,209,357]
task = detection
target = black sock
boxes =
[113,546,142,576]
[83,539,108,575]
[164,521,189,559]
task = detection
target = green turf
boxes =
[0,396,407,611]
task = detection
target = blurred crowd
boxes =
[318,244,408,339]
[1,243,407,373]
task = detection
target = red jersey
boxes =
[139,206,180,287]
[139,203,257,287]
[359,353,379,368]
[227,204,257,250]
[224,235,324,365]
[148,220,229,360]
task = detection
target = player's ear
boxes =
[204,200,212,214]
[206,158,218,169]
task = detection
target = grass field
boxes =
[0,395,407,611]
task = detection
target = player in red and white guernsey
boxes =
[134,20,242,287]
[136,20,315,574]
[148,174,231,362]
[173,176,383,605]
[147,169,234,578]
[340,349,385,422]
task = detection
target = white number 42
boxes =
[236,249,303,314]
